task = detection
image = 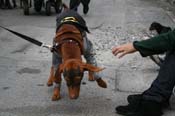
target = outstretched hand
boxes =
[112,43,137,58]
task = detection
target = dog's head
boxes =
[149,22,162,31]
[149,22,172,35]
[58,59,104,99]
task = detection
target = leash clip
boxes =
[41,43,52,50]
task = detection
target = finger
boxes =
[114,49,124,56]
[112,46,120,53]
[114,51,123,56]
[118,52,127,58]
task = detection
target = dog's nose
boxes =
[70,94,78,99]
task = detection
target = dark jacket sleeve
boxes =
[133,29,175,57]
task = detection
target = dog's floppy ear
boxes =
[81,63,105,72]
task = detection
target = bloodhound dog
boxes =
[47,24,104,100]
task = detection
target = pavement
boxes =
[0,0,175,116]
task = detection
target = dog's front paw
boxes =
[52,87,61,101]
[52,95,61,101]
[47,80,53,87]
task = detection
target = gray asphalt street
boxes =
[0,0,175,116]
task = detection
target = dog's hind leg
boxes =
[47,66,54,86]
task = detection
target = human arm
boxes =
[112,29,175,58]
[133,29,175,57]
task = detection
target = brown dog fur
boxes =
[47,24,104,100]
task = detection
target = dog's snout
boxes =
[68,86,80,99]
[70,94,78,99]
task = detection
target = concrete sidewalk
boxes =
[0,0,175,116]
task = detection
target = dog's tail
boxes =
[62,3,69,11]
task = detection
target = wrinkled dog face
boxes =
[63,64,84,99]
[63,67,84,87]
[59,59,104,99]
[59,59,84,99]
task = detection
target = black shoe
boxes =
[127,94,142,104]
[162,101,170,108]
[115,103,139,115]
[126,100,163,116]
[0,6,5,9]
[128,94,170,109]
[7,5,12,9]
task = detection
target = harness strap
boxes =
[53,39,79,49]
[55,30,81,39]
[54,24,84,54]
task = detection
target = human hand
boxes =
[112,43,137,58]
